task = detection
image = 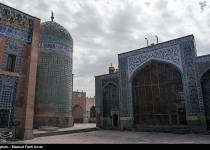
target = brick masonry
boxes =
[0,3,40,140]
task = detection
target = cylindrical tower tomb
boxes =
[34,19,74,128]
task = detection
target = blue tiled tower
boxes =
[34,14,74,128]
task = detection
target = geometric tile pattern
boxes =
[0,75,18,128]
[35,52,73,114]
[102,83,119,117]
[117,35,206,117]
[196,55,210,78]
[95,73,119,118]
[180,42,203,116]
[39,21,73,48]
[35,20,73,115]
[1,41,22,73]
[40,21,73,42]
[95,34,210,130]
[118,56,129,117]
[101,74,118,88]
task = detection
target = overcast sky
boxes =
[2,0,210,97]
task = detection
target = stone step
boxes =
[173,129,189,134]
[132,126,189,134]
[39,126,59,132]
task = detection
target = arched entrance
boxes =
[72,105,84,123]
[113,114,118,126]
[201,69,210,130]
[132,62,186,126]
[102,83,119,127]
[102,83,119,117]
[90,106,96,118]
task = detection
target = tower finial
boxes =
[51,11,54,21]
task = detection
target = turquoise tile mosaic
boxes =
[39,21,73,48]
[0,3,35,44]
[35,20,73,114]
[95,35,210,130]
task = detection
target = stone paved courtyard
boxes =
[4,129,210,144]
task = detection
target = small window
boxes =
[6,54,16,72]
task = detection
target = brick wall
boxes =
[20,18,40,140]
[0,38,6,69]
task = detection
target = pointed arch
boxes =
[131,61,186,126]
[90,106,96,118]
[72,105,84,119]
[102,83,119,117]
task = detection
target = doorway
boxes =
[0,109,10,128]
[113,114,118,126]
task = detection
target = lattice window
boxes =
[132,62,186,126]
[0,87,13,108]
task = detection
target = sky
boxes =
[1,0,210,98]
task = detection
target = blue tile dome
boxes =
[39,21,73,47]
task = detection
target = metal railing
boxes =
[0,132,12,142]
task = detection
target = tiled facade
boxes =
[0,3,74,140]
[34,19,74,128]
[0,3,40,140]
[1,41,22,73]
[95,35,210,133]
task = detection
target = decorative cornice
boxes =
[0,3,34,34]
[196,54,210,62]
[128,45,182,79]
[118,35,193,58]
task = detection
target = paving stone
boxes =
[2,123,210,144]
